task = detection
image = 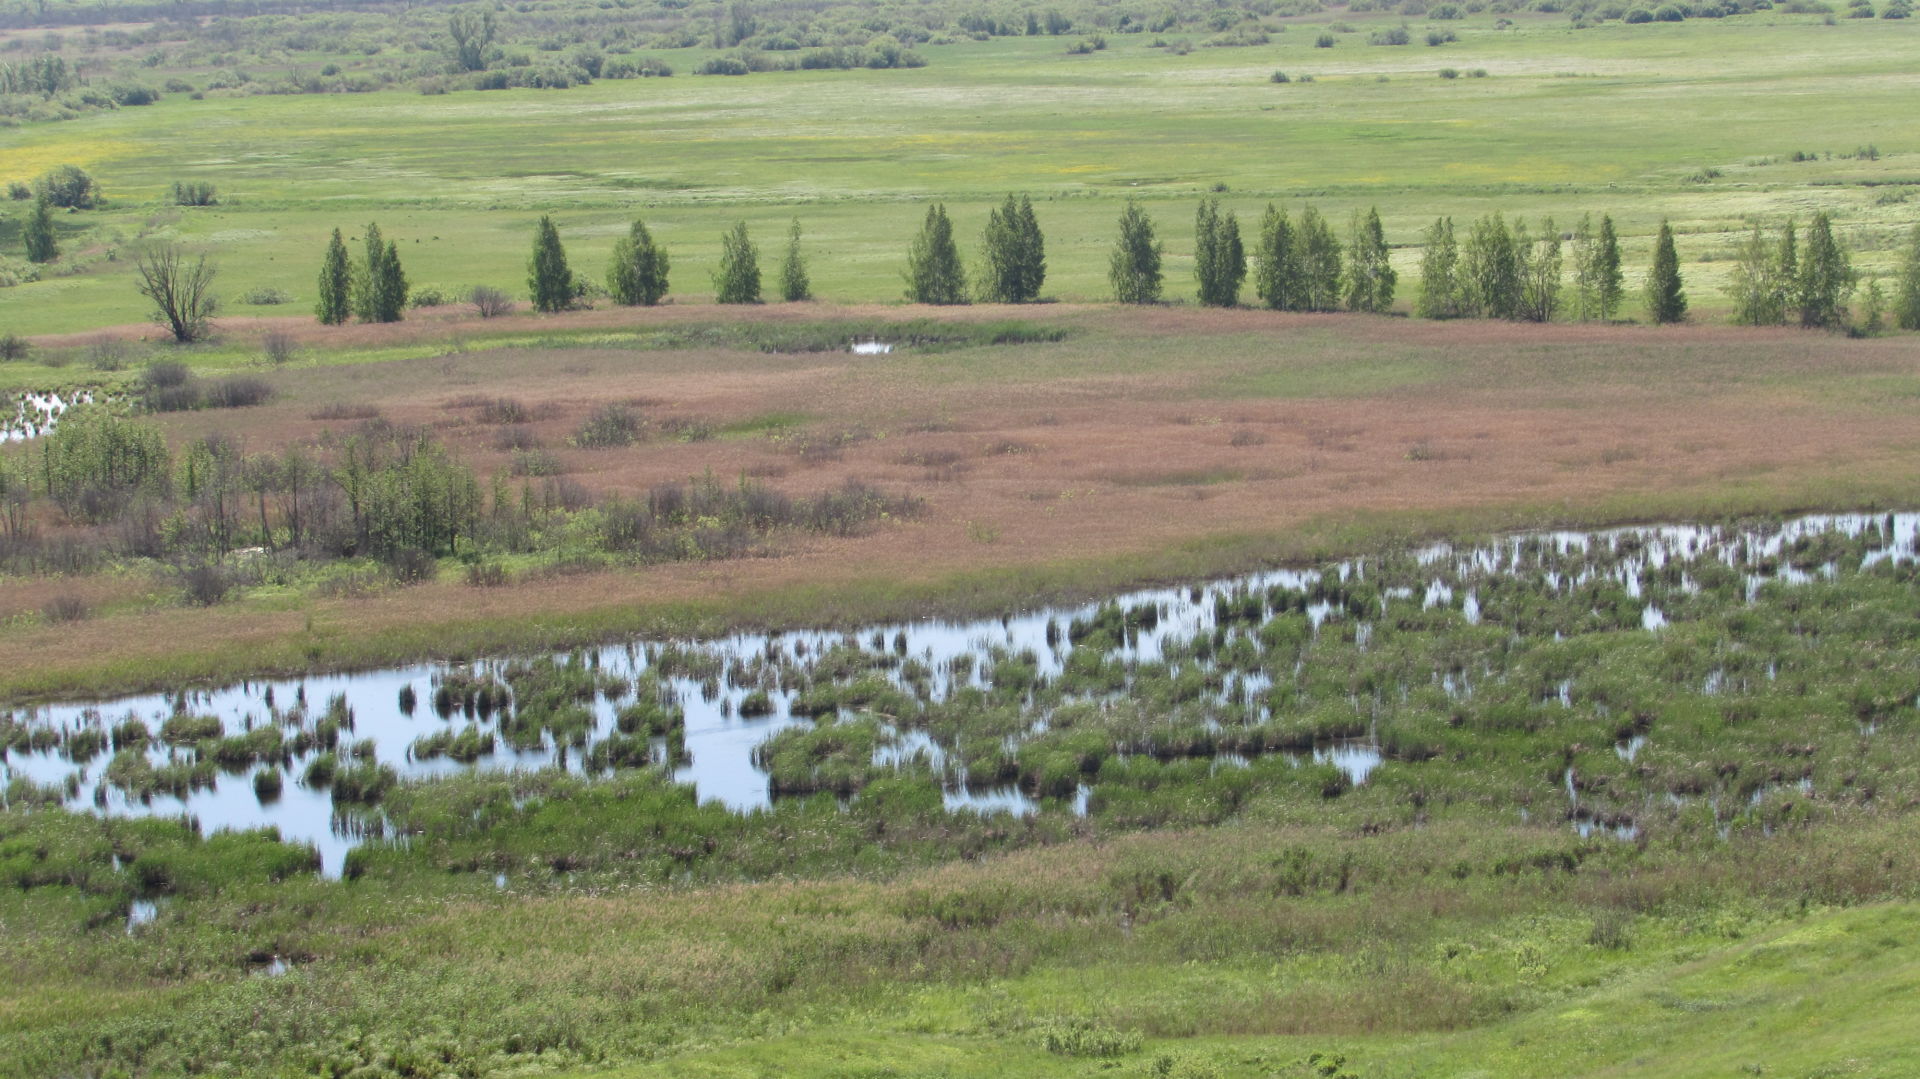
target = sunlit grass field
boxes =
[3,11,1918,336]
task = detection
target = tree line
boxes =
[298,201,1920,331]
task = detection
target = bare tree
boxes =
[133,243,218,343]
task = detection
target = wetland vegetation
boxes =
[3,0,1920,1075]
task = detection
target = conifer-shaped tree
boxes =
[1645,221,1687,324]
[316,227,352,325]
[527,215,573,314]
[607,219,670,306]
[905,203,966,305]
[713,222,762,304]
[1109,201,1163,304]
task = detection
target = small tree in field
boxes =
[1255,205,1300,311]
[1895,224,1920,330]
[134,243,217,343]
[1343,206,1395,314]
[1110,201,1163,304]
[528,215,574,313]
[981,194,1045,303]
[24,195,57,264]
[316,228,352,325]
[1193,197,1245,307]
[353,223,407,323]
[905,203,966,304]
[1296,206,1342,312]
[1645,221,1686,324]
[713,222,761,304]
[1727,222,1784,327]
[607,219,670,306]
[1415,217,1461,319]
[1794,211,1854,329]
[1516,216,1561,323]
[779,218,811,302]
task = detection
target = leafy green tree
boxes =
[41,408,171,520]
[905,203,966,304]
[607,219,670,306]
[1860,279,1886,336]
[1461,213,1520,319]
[1109,201,1163,304]
[1297,206,1343,312]
[713,221,762,304]
[35,164,97,210]
[1727,222,1786,327]
[1645,221,1687,324]
[1777,219,1798,297]
[354,223,408,323]
[447,7,497,72]
[1415,217,1461,319]
[1590,214,1624,320]
[316,228,352,325]
[1343,207,1395,314]
[1516,217,1561,323]
[1894,224,1920,330]
[528,215,573,314]
[981,194,1045,303]
[23,194,55,264]
[776,219,811,302]
[1254,205,1301,311]
[1193,197,1245,307]
[133,242,218,344]
[1794,211,1854,329]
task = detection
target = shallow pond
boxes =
[3,390,97,443]
[2,511,1913,876]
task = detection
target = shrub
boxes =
[386,547,439,583]
[109,84,159,106]
[1427,29,1458,43]
[1369,25,1412,43]
[573,403,644,448]
[6,182,29,200]
[42,594,89,623]
[180,563,233,606]
[1624,7,1654,19]
[1655,2,1686,17]
[1270,70,1291,82]
[478,398,530,424]
[86,338,131,372]
[0,334,29,361]
[171,181,216,206]
[35,165,98,209]
[204,376,273,408]
[470,285,513,317]
[1439,67,1460,77]
[240,286,293,305]
[409,285,451,307]
[262,331,297,365]
[1316,31,1336,45]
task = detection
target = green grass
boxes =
[3,14,1918,336]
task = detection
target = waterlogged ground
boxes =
[1,390,95,442]
[2,512,1914,875]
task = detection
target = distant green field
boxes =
[3,12,1917,336]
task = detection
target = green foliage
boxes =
[1896,224,1920,331]
[979,194,1045,303]
[1296,206,1343,312]
[1109,201,1162,304]
[1254,204,1299,311]
[1192,197,1245,308]
[778,218,811,302]
[1646,220,1687,324]
[606,219,671,307]
[315,227,352,325]
[446,6,497,73]
[527,214,574,314]
[1343,206,1395,314]
[905,202,967,305]
[353,223,408,323]
[133,242,218,343]
[39,408,171,520]
[22,195,56,264]
[1461,212,1520,319]
[33,164,97,210]
[1416,217,1462,318]
[713,221,762,304]
[1794,210,1854,329]
[1516,215,1561,322]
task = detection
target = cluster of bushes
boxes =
[0,398,917,598]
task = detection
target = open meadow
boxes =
[5,1,1920,1077]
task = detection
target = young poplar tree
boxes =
[23,194,56,264]
[1109,201,1163,304]
[1517,216,1561,323]
[1728,223,1784,327]
[713,221,762,304]
[353,223,408,323]
[1461,213,1520,319]
[1895,224,1920,330]
[1297,206,1342,312]
[527,215,573,314]
[1592,214,1624,320]
[316,228,352,325]
[1416,217,1460,319]
[1193,197,1245,307]
[1343,207,1395,314]
[981,195,1022,303]
[905,203,966,304]
[1254,205,1298,311]
[1645,221,1687,324]
[607,219,670,306]
[1794,211,1854,329]
[1013,194,1046,302]
[778,218,811,302]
